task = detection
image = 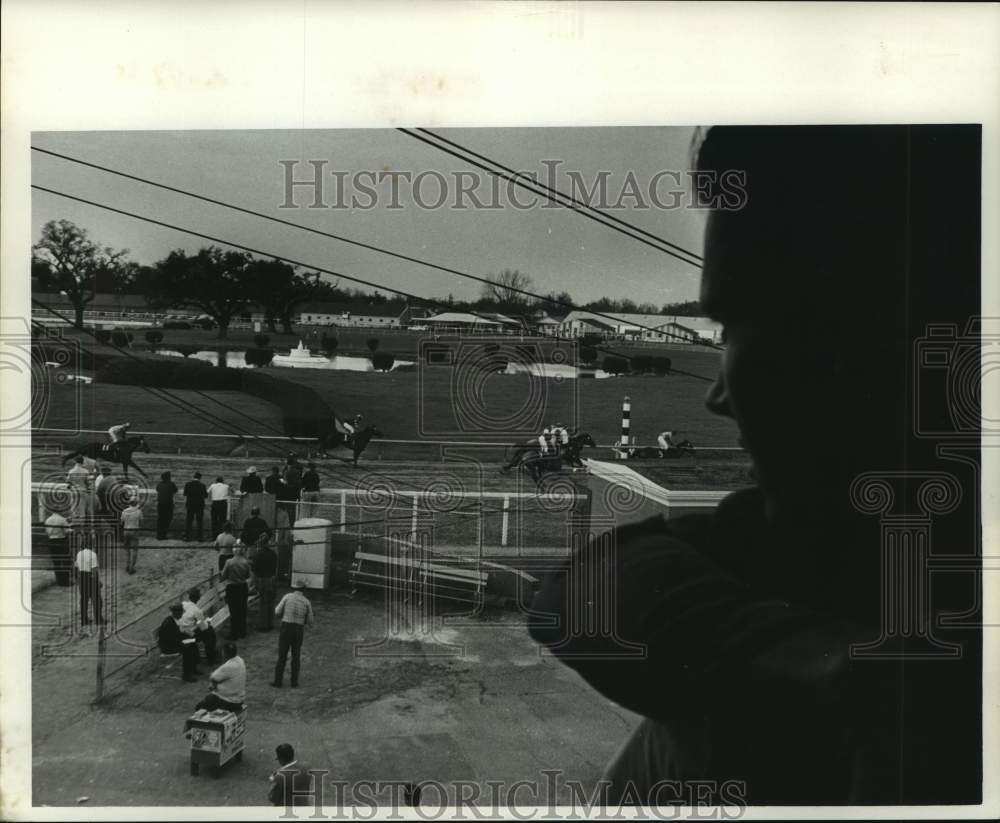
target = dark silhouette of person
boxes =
[529,126,982,805]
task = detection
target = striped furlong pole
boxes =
[618,395,631,458]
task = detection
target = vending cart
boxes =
[186,707,247,776]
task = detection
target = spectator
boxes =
[67,456,93,522]
[220,545,252,641]
[155,471,178,540]
[195,642,246,713]
[94,465,113,515]
[264,467,284,531]
[271,579,314,689]
[264,465,284,498]
[43,509,72,587]
[157,604,200,682]
[180,587,219,664]
[528,126,983,804]
[239,466,264,520]
[252,536,278,631]
[280,457,303,527]
[120,495,143,574]
[240,507,272,551]
[183,471,208,541]
[207,476,231,537]
[268,743,314,807]
[74,542,103,633]
[300,463,320,518]
[214,521,238,573]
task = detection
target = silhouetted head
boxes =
[275,743,295,765]
[696,126,979,530]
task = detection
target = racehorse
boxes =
[627,439,696,459]
[503,431,596,483]
[315,425,382,466]
[63,435,151,477]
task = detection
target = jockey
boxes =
[539,422,569,457]
[337,413,363,446]
[105,422,132,452]
[657,430,677,455]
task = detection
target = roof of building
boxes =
[424,312,501,325]
[560,310,722,337]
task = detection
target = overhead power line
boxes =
[31,145,719,351]
[412,127,703,264]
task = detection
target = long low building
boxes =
[558,310,723,344]
[296,301,409,328]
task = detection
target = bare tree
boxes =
[479,269,534,308]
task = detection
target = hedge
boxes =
[652,356,672,375]
[245,347,275,367]
[602,355,629,375]
[630,354,653,374]
[371,351,395,372]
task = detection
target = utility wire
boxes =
[413,127,703,264]
[32,145,719,351]
[31,184,717,386]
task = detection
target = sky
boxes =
[31,127,707,307]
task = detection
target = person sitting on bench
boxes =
[157,604,200,682]
[180,587,219,664]
[194,642,246,714]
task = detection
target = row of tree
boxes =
[32,219,704,340]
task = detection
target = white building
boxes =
[297,302,408,328]
[558,310,722,344]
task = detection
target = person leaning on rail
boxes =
[529,126,983,805]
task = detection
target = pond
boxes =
[503,362,614,379]
[155,349,414,372]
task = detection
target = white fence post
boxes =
[501,495,510,548]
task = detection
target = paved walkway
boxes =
[31,586,638,807]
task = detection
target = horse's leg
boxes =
[127,459,146,478]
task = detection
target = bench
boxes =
[152,584,259,673]
[349,551,488,608]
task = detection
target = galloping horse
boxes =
[315,425,382,466]
[627,439,697,459]
[63,435,151,477]
[503,431,596,482]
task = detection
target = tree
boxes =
[480,269,534,310]
[372,351,395,372]
[661,300,702,316]
[32,219,132,328]
[320,333,338,357]
[245,258,324,334]
[140,246,252,339]
[602,355,628,376]
[366,338,380,354]
[535,290,574,315]
[245,348,275,367]
[145,330,164,345]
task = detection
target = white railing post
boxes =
[501,494,510,548]
[340,490,347,534]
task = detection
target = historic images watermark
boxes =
[278,160,748,212]
[268,772,747,819]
